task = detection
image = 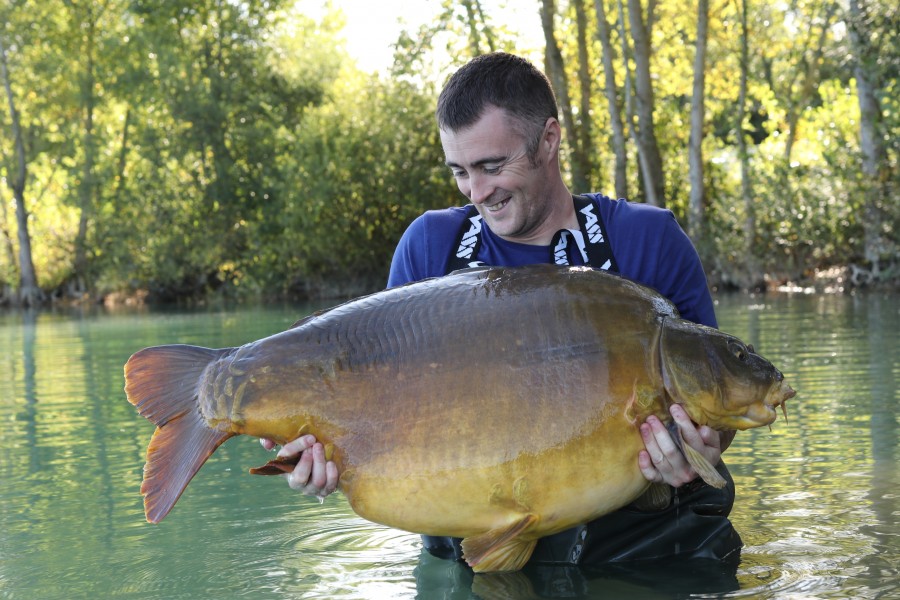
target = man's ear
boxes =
[542,117,562,158]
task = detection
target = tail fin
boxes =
[124,345,234,523]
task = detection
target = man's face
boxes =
[440,106,556,244]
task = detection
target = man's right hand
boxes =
[260,435,339,498]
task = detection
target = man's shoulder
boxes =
[416,205,472,225]
[399,206,470,243]
[388,205,473,287]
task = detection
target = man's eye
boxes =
[451,170,467,178]
[484,166,501,175]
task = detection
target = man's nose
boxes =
[467,173,492,204]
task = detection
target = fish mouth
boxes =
[765,380,795,424]
[729,380,794,429]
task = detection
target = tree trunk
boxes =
[617,0,653,201]
[594,0,628,199]
[0,34,42,306]
[540,0,588,192]
[73,2,97,295]
[626,0,665,207]
[573,0,595,191]
[688,0,709,239]
[114,107,131,202]
[1,188,17,277]
[737,0,761,288]
[847,0,889,275]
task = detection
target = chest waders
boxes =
[423,195,741,568]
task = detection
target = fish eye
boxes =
[728,341,748,362]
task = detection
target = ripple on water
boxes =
[266,499,421,599]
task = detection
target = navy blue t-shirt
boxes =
[388,194,716,327]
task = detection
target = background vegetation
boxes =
[0,0,897,306]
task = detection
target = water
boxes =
[0,292,897,599]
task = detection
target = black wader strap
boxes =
[446,205,485,272]
[549,195,619,272]
[445,196,619,273]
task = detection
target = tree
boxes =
[541,0,589,191]
[780,1,838,164]
[461,0,497,55]
[626,0,665,206]
[63,0,103,294]
[847,0,894,276]
[0,32,41,306]
[687,0,709,240]
[736,0,761,287]
[593,0,628,199]
[573,0,596,191]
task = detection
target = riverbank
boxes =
[2,261,898,310]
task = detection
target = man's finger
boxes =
[670,404,704,449]
[308,443,327,490]
[278,435,317,459]
[324,461,339,495]
[286,448,314,490]
[638,449,662,483]
[646,415,682,463]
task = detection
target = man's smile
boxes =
[485,198,510,213]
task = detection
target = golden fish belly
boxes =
[343,411,652,539]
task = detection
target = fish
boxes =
[124,264,794,573]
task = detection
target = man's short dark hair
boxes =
[436,52,559,159]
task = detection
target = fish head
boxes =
[659,318,795,430]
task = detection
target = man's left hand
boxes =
[638,404,728,488]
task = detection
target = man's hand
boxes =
[638,404,731,488]
[260,435,339,498]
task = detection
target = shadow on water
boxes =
[414,551,741,599]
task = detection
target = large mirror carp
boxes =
[125,265,794,572]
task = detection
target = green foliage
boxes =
[249,72,457,297]
[0,0,897,303]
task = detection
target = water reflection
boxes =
[0,293,897,599]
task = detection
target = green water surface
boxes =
[0,292,897,599]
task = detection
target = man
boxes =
[264,52,740,565]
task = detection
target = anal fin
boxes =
[461,514,539,573]
[632,483,672,511]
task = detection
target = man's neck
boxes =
[510,186,578,246]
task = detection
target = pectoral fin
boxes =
[249,456,299,475]
[680,432,726,489]
[461,514,539,573]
